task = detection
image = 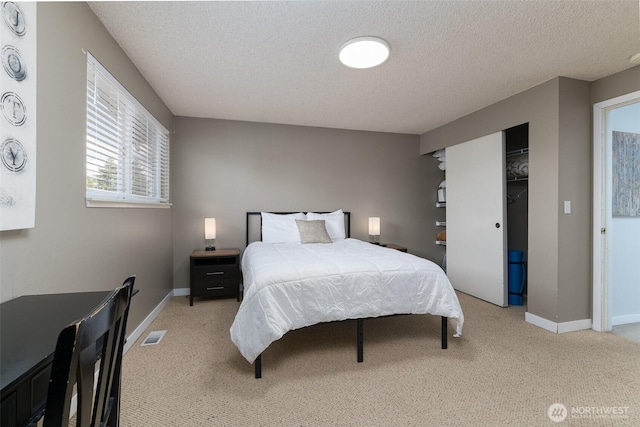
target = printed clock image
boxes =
[1,137,27,172]
[2,1,26,36]
[2,45,26,81]
[1,91,26,126]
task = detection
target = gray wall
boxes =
[420,77,578,323]
[420,68,640,325]
[171,117,438,289]
[591,66,640,104]
[0,2,174,331]
[557,78,592,322]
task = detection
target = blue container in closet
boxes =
[508,250,526,306]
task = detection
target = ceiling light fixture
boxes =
[339,36,390,69]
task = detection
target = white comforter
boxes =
[230,239,464,363]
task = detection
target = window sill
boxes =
[86,199,172,209]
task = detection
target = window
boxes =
[86,53,169,207]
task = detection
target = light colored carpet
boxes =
[119,293,640,426]
[613,323,640,344]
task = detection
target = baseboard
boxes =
[525,312,592,333]
[612,313,640,326]
[557,318,592,333]
[123,289,175,353]
[525,312,558,332]
[173,287,190,297]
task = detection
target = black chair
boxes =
[43,276,135,427]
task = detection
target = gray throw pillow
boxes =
[295,220,332,244]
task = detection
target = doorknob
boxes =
[495,223,501,228]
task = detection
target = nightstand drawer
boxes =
[193,279,237,297]
[192,265,238,282]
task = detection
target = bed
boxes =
[230,211,464,378]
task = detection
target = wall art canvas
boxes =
[0,1,36,231]
[612,131,640,217]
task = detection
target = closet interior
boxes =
[505,123,529,306]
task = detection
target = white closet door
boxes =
[446,132,507,307]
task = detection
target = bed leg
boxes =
[357,319,364,362]
[441,316,448,349]
[255,354,262,379]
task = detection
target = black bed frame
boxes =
[245,211,352,247]
[244,211,448,378]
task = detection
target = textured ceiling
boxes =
[89,1,640,135]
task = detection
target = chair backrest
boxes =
[43,276,135,427]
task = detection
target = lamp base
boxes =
[205,245,216,251]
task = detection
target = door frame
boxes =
[592,90,640,332]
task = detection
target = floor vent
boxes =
[141,330,167,346]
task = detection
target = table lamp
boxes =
[369,217,380,245]
[205,218,216,251]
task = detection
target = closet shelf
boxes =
[436,240,447,246]
[436,202,446,208]
[435,221,446,227]
[506,148,529,158]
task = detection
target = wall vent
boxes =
[141,330,167,346]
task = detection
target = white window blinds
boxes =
[86,53,169,206]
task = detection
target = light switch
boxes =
[564,200,571,214]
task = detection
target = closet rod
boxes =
[506,148,529,157]
[507,177,529,183]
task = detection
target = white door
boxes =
[446,132,508,306]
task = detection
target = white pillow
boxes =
[261,212,306,244]
[306,209,345,241]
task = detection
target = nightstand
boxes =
[189,248,240,306]
[384,243,408,253]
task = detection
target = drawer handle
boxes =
[206,271,225,276]
[206,286,225,291]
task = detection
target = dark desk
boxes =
[1,291,111,427]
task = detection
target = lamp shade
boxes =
[368,217,380,236]
[204,218,216,240]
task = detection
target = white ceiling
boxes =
[89,1,640,135]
